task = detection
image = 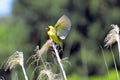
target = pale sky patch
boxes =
[0,0,13,17]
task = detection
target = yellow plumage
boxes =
[47,15,71,48]
[47,26,63,48]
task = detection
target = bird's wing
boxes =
[55,15,71,40]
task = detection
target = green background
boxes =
[0,0,120,80]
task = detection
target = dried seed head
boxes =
[104,24,119,47]
[111,24,119,34]
[27,40,52,65]
[37,69,61,80]
[3,51,24,71]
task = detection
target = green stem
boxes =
[110,48,119,80]
[100,46,110,79]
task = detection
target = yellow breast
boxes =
[48,30,59,43]
[47,26,63,47]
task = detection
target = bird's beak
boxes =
[45,28,48,30]
[45,27,50,31]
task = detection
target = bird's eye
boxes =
[48,27,50,31]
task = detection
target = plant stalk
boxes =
[100,45,110,79]
[52,42,67,80]
[111,48,119,80]
[21,64,28,80]
[116,34,120,61]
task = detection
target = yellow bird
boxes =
[47,15,71,48]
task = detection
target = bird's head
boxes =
[48,26,54,31]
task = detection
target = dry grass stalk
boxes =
[104,24,120,80]
[37,69,61,80]
[2,51,28,80]
[51,41,67,80]
[27,40,52,65]
[104,24,120,60]
[104,24,119,47]
[3,51,24,71]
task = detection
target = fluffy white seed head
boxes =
[104,24,119,47]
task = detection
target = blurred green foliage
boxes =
[0,19,31,60]
[0,0,120,79]
[68,70,120,80]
